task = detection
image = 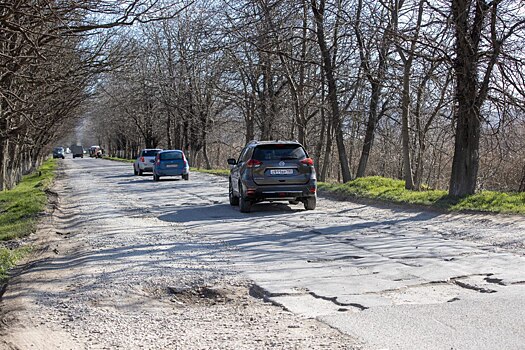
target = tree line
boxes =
[0,0,186,190]
[2,1,525,196]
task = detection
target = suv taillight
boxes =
[156,156,160,165]
[301,158,314,166]
[140,157,145,163]
[246,159,262,168]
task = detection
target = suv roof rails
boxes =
[247,140,301,146]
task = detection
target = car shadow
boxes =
[158,203,304,223]
[105,173,135,179]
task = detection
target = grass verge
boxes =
[0,158,57,279]
[103,156,134,163]
[190,167,230,177]
[318,176,525,215]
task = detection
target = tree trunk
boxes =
[401,63,415,189]
[354,0,391,179]
[449,0,495,196]
[311,0,351,182]
[449,101,480,196]
[519,164,525,192]
[356,81,380,178]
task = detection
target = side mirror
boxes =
[227,158,237,166]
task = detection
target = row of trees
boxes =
[92,0,525,195]
[0,0,186,190]
[3,1,524,195]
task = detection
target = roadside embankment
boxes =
[318,176,525,215]
[0,159,56,279]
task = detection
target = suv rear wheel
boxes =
[229,181,239,206]
[239,183,252,213]
[304,196,316,210]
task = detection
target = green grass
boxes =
[318,176,525,215]
[0,246,31,278]
[103,156,134,163]
[0,158,57,279]
[450,191,525,214]
[191,167,230,177]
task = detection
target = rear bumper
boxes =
[138,163,154,172]
[154,168,189,176]
[242,182,316,201]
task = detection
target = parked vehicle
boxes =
[153,150,189,181]
[65,147,71,154]
[89,146,102,158]
[134,149,162,175]
[53,147,65,159]
[71,145,84,158]
[227,140,317,213]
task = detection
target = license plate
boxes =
[166,164,179,168]
[270,169,293,175]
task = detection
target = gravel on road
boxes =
[1,157,525,350]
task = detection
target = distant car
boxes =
[153,150,189,181]
[65,147,71,154]
[53,147,65,159]
[227,140,317,213]
[71,145,84,158]
[134,149,162,175]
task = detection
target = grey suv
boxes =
[227,141,317,213]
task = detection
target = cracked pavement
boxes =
[2,158,525,350]
[156,168,525,349]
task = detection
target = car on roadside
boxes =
[53,147,65,159]
[134,149,162,175]
[89,145,102,158]
[153,150,189,181]
[227,140,317,213]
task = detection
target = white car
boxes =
[133,149,162,175]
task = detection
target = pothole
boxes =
[166,284,242,306]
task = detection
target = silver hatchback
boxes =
[134,149,162,175]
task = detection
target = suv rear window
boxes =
[142,150,161,157]
[160,151,183,160]
[252,145,306,161]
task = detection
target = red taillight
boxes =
[246,159,262,168]
[310,188,317,193]
[140,157,145,163]
[156,156,160,165]
[301,158,314,166]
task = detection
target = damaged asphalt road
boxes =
[1,158,525,350]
